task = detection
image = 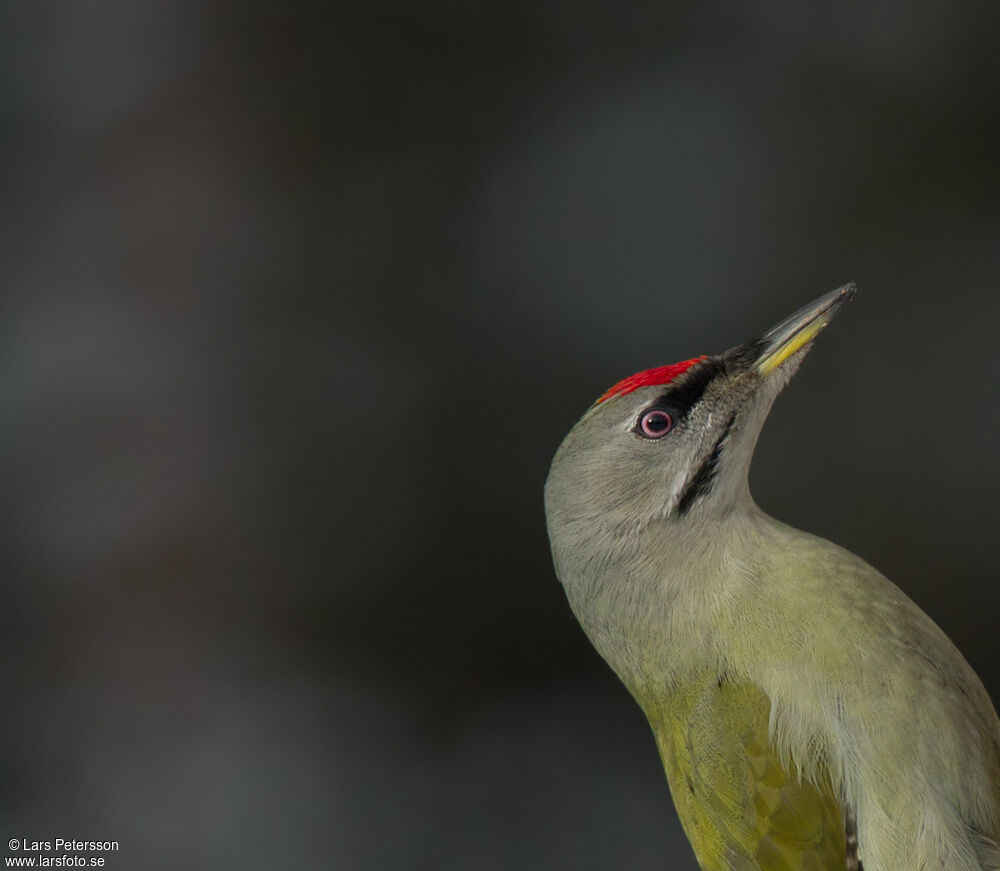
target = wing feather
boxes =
[652,676,846,871]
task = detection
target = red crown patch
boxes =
[596,356,706,404]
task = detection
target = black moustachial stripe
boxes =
[676,412,736,517]
[653,359,724,422]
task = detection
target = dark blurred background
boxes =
[2,2,998,869]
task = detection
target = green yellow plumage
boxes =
[648,676,845,870]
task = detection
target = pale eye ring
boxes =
[637,408,674,439]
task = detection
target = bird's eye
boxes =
[637,408,674,439]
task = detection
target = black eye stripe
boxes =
[653,359,724,421]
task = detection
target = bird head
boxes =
[544,284,856,586]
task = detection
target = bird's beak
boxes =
[754,283,856,376]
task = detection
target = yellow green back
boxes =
[647,676,846,871]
